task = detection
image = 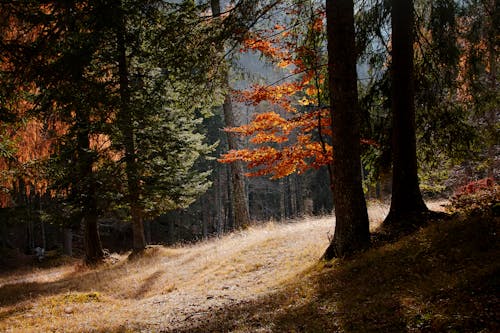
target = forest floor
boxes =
[0,200,498,332]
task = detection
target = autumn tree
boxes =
[220,0,371,256]
[220,2,334,179]
[211,0,251,229]
[0,2,112,262]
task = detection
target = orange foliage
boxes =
[220,8,333,179]
[0,119,61,207]
[219,108,333,179]
[221,7,376,179]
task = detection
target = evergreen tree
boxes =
[383,0,428,227]
[1,1,223,257]
[323,0,370,259]
[110,1,221,251]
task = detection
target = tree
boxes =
[108,0,224,250]
[1,1,220,259]
[219,3,334,178]
[115,1,146,252]
[322,0,370,259]
[455,0,499,179]
[384,0,428,227]
[219,2,373,256]
[0,1,111,263]
[211,0,251,229]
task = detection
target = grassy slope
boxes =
[0,202,498,332]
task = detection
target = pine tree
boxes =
[323,0,370,259]
[383,0,428,227]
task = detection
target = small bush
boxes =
[449,178,499,214]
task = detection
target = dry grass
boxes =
[0,200,497,332]
[0,215,333,332]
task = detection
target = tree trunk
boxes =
[384,0,428,226]
[76,110,104,264]
[216,167,225,235]
[144,220,152,244]
[168,216,175,245]
[63,228,72,256]
[486,0,497,178]
[323,0,370,259]
[211,0,251,229]
[289,176,297,218]
[117,7,146,251]
[280,178,286,220]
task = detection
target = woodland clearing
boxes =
[0,200,498,332]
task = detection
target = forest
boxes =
[0,0,498,332]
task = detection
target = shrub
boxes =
[449,178,499,215]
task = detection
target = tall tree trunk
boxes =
[168,215,175,245]
[117,7,146,251]
[76,110,104,264]
[211,0,251,229]
[384,0,428,226]
[323,0,370,259]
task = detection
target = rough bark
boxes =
[117,7,146,251]
[211,0,251,229]
[289,176,297,218]
[384,0,428,226]
[223,96,251,228]
[323,0,370,259]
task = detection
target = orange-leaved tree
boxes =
[219,2,335,180]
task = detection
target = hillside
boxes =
[0,201,498,332]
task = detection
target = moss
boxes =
[60,292,101,303]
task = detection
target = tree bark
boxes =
[384,0,428,226]
[117,6,146,251]
[63,228,72,256]
[486,0,498,178]
[211,0,251,229]
[323,0,370,259]
[76,110,104,264]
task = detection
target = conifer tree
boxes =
[384,0,428,227]
[323,0,370,258]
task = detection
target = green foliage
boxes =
[108,0,223,220]
[1,0,228,226]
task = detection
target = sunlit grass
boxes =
[1,200,496,332]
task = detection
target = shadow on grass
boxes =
[0,262,120,308]
[0,248,169,308]
[1,215,498,332]
[158,214,499,333]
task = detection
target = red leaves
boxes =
[219,109,333,179]
[237,83,301,113]
[221,7,376,179]
[455,178,496,197]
